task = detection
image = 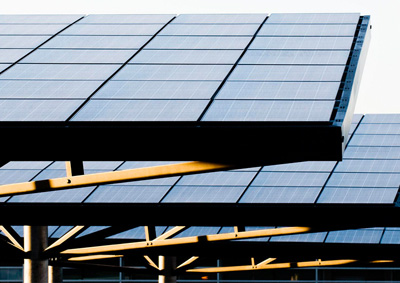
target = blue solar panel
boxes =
[0,14,83,24]
[61,24,165,36]
[270,232,327,243]
[344,147,400,160]
[349,135,400,147]
[8,187,95,203]
[257,24,357,37]
[0,49,33,63]
[267,13,360,24]
[172,14,266,24]
[78,14,175,24]
[159,24,260,36]
[145,36,252,49]
[251,172,330,187]
[0,24,67,35]
[239,186,321,203]
[335,160,400,173]
[325,228,384,244]
[249,36,354,50]
[0,36,51,48]
[360,114,400,124]
[355,123,400,135]
[326,173,400,188]
[317,187,398,204]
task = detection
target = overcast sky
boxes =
[2,0,399,114]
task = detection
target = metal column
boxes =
[23,226,48,283]
[159,256,176,283]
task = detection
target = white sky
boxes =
[2,0,400,114]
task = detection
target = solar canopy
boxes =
[0,13,371,162]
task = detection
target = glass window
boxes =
[239,50,350,65]
[93,80,219,99]
[216,81,340,100]
[202,100,334,122]
[228,65,345,81]
[249,36,354,50]
[128,49,242,64]
[71,99,208,121]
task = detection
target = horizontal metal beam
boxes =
[186,259,358,273]
[0,161,238,197]
[61,227,310,256]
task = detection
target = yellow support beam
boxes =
[0,161,238,197]
[186,259,357,273]
[61,227,311,255]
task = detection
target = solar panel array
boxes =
[0,13,363,122]
[0,114,399,205]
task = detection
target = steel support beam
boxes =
[0,161,238,197]
[23,226,48,283]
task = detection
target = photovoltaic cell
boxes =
[85,185,171,203]
[326,173,400,188]
[239,186,321,203]
[0,14,83,24]
[228,65,345,81]
[355,123,400,135]
[249,36,354,50]
[145,36,252,50]
[251,172,330,187]
[239,50,350,65]
[266,13,360,24]
[344,147,400,160]
[0,64,119,80]
[8,187,95,203]
[216,81,340,100]
[20,49,136,64]
[202,100,334,122]
[176,171,257,186]
[0,64,11,72]
[41,35,151,49]
[317,187,398,204]
[61,24,165,36]
[0,36,51,48]
[0,80,103,99]
[381,229,400,244]
[335,160,400,173]
[0,161,51,170]
[162,186,246,203]
[0,170,41,185]
[257,24,357,37]
[172,14,266,24]
[0,99,83,121]
[361,114,400,124]
[270,232,327,243]
[78,14,175,24]
[93,81,220,99]
[0,49,32,63]
[159,24,259,36]
[261,161,337,172]
[349,135,400,147]
[112,64,232,81]
[71,99,209,121]
[128,49,242,64]
[0,25,67,35]
[325,228,384,244]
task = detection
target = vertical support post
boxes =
[24,226,48,283]
[48,265,62,283]
[159,256,176,283]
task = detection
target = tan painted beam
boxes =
[0,225,23,251]
[61,227,311,255]
[0,162,238,197]
[45,226,86,252]
[186,259,357,273]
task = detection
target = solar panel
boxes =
[202,100,335,122]
[251,172,330,187]
[128,49,242,64]
[20,49,136,64]
[249,36,354,50]
[8,187,95,203]
[326,173,400,188]
[41,35,151,49]
[145,36,252,49]
[215,81,340,100]
[335,160,400,173]
[78,14,175,24]
[0,24,68,35]
[176,171,257,186]
[159,24,260,36]
[356,123,400,134]
[349,135,400,147]
[71,99,209,121]
[344,147,400,160]
[266,13,360,24]
[270,232,327,242]
[316,187,398,204]
[0,14,83,24]
[92,81,220,99]
[0,80,102,99]
[325,228,384,244]
[0,99,83,121]
[0,36,51,48]
[239,186,321,203]
[172,14,267,24]
[60,24,165,36]
[381,229,400,244]
[0,49,31,63]
[257,24,357,36]
[362,114,400,123]
[262,161,337,172]
[239,50,350,65]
